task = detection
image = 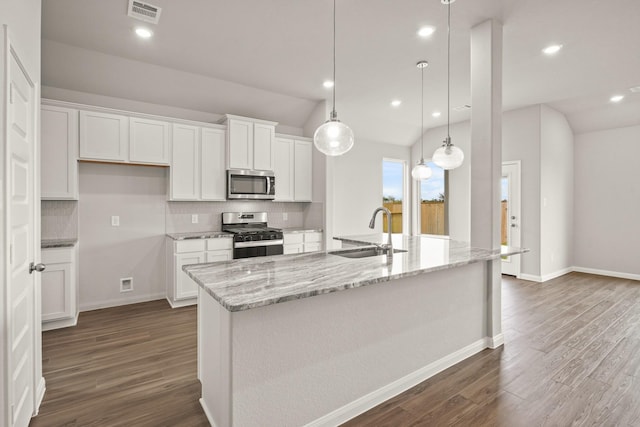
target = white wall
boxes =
[1,0,42,421]
[78,163,167,311]
[540,105,574,278]
[574,125,640,277]
[330,140,410,243]
[42,40,312,134]
[502,106,542,277]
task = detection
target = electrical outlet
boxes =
[111,216,120,227]
[192,214,199,224]
[283,212,288,221]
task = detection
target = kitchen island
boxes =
[184,234,526,427]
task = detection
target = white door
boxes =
[501,161,521,276]
[7,46,38,427]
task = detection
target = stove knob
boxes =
[244,235,252,242]
[270,234,276,240]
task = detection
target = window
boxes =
[419,161,447,235]
[382,159,406,233]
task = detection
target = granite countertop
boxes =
[166,231,233,240]
[281,227,323,233]
[42,238,78,249]
[183,233,528,312]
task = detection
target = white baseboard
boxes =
[167,297,197,309]
[304,337,491,427]
[488,333,504,349]
[34,376,46,415]
[79,293,166,312]
[541,267,574,282]
[199,398,219,427]
[519,273,543,282]
[42,313,78,331]
[573,266,640,281]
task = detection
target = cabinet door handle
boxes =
[29,262,46,274]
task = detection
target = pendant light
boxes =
[314,0,354,156]
[432,0,464,170]
[411,61,432,181]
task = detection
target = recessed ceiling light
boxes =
[432,111,441,117]
[629,86,640,93]
[542,44,563,55]
[391,100,402,107]
[417,26,435,38]
[323,80,334,89]
[135,27,153,39]
[610,95,624,103]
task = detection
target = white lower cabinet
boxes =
[167,237,232,307]
[283,231,323,254]
[41,246,78,331]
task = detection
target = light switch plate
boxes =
[111,216,120,227]
[192,214,198,224]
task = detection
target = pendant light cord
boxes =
[332,0,337,115]
[421,65,424,160]
[446,0,451,141]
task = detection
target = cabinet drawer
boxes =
[283,244,303,255]
[206,238,233,251]
[175,240,206,253]
[304,242,322,253]
[304,232,322,243]
[283,233,304,245]
[42,247,74,263]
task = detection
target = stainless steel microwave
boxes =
[227,169,275,200]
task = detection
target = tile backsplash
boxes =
[165,201,323,233]
[41,200,78,240]
[43,198,323,240]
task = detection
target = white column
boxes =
[470,19,503,347]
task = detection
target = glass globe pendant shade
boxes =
[432,140,464,170]
[313,117,354,156]
[411,161,432,180]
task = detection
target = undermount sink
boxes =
[331,247,407,259]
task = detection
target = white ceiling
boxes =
[41,0,640,146]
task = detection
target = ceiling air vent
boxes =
[128,0,162,24]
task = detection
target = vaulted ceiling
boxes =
[42,0,640,146]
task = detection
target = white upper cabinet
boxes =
[223,115,277,171]
[227,119,254,170]
[274,135,313,202]
[253,123,275,171]
[41,105,79,200]
[171,124,200,200]
[79,110,128,161]
[273,138,294,201]
[200,128,226,201]
[294,139,313,201]
[129,117,170,164]
[170,125,226,201]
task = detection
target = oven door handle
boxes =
[234,239,284,248]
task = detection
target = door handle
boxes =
[29,262,46,274]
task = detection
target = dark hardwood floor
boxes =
[31,272,640,426]
[30,300,209,427]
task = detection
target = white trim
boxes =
[540,267,573,282]
[573,266,640,282]
[199,397,220,427]
[487,333,504,349]
[518,273,543,282]
[33,377,45,416]
[79,294,166,312]
[304,337,490,427]
[42,314,78,332]
[166,297,197,309]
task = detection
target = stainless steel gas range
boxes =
[221,212,284,259]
